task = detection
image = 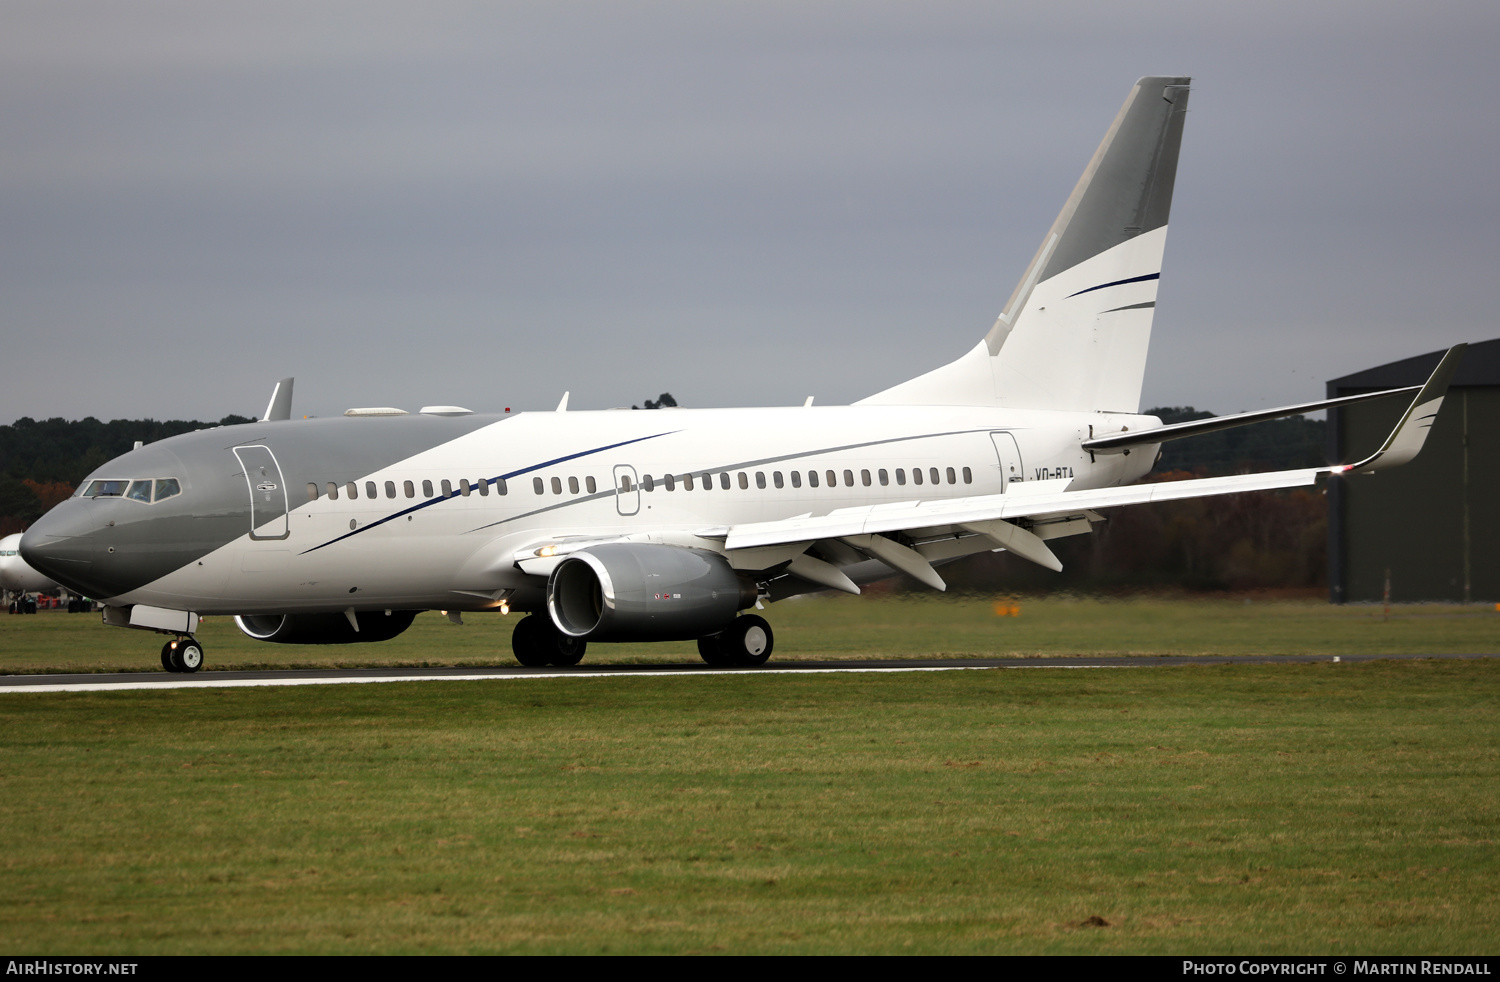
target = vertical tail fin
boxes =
[860,76,1191,412]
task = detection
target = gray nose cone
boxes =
[19,500,99,595]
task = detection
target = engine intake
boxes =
[234,609,419,644]
[547,544,757,641]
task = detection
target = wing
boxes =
[723,345,1464,592]
[725,466,1323,552]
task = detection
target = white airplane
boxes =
[1,532,59,604]
[20,76,1462,673]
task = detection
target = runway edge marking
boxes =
[0,663,1139,694]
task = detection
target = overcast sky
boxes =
[3,1,1497,423]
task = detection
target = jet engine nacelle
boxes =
[234,609,419,644]
[547,544,757,642]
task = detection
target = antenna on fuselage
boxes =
[556,391,570,412]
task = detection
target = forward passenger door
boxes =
[233,445,290,540]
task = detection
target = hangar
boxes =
[1327,338,1500,603]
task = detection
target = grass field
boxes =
[2,597,1497,953]
[0,659,1497,953]
[2,594,1498,674]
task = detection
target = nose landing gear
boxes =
[160,637,204,674]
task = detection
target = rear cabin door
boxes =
[233,445,291,540]
[613,464,640,516]
[989,432,1024,491]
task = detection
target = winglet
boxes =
[1336,344,1466,474]
[261,378,294,422]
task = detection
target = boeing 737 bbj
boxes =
[20,77,1463,673]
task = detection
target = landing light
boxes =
[536,545,558,558]
[499,600,510,615]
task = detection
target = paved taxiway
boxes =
[0,652,1492,694]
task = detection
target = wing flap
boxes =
[724,468,1322,551]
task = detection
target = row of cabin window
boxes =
[307,477,510,502]
[617,466,973,494]
[307,465,974,503]
[532,475,601,496]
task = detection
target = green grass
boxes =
[0,660,1497,953]
[2,595,1499,674]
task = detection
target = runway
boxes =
[0,652,1492,694]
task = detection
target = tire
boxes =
[511,616,552,667]
[719,615,773,667]
[175,640,204,674]
[513,615,589,667]
[550,633,586,667]
[160,641,178,673]
[697,635,730,666]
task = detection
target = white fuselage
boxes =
[108,404,1159,615]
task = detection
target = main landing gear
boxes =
[160,637,204,674]
[698,614,774,667]
[508,612,776,669]
[511,614,586,668]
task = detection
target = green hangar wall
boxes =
[1327,338,1500,604]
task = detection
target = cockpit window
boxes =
[82,479,128,498]
[79,478,181,502]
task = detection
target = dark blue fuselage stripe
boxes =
[298,431,678,554]
[1066,272,1159,299]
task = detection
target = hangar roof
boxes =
[1328,337,1500,392]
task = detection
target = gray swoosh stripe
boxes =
[301,430,679,554]
[464,427,1006,535]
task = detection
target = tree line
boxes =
[0,415,254,534]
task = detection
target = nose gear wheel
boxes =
[160,638,204,673]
